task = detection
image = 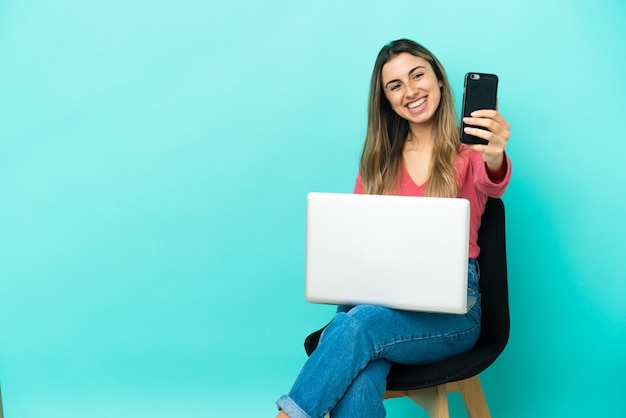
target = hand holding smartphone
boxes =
[460,73,498,145]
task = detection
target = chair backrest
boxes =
[475,197,510,353]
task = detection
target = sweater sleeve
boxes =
[471,151,512,198]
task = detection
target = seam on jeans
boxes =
[372,319,481,355]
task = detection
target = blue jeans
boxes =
[276,259,482,418]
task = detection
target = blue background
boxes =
[1,0,625,416]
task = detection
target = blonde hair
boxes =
[360,39,461,197]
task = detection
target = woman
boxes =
[276,39,511,418]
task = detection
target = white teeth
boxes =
[408,97,426,109]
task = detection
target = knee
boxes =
[324,305,388,343]
[345,305,389,330]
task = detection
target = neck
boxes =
[405,123,435,151]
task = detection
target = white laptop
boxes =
[305,192,472,314]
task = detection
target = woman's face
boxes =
[381,52,443,127]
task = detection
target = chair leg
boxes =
[406,385,450,418]
[383,375,491,417]
[455,376,490,418]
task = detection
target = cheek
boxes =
[431,88,443,108]
[385,92,403,109]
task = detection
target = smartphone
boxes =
[460,73,498,145]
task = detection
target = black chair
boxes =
[304,198,509,417]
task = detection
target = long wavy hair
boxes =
[359,39,461,197]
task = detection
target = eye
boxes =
[389,83,402,91]
[412,73,424,80]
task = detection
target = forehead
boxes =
[381,53,432,82]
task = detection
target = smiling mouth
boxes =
[408,97,427,110]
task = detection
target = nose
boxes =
[405,84,419,99]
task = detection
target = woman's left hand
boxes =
[462,109,510,175]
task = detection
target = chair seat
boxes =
[385,343,503,391]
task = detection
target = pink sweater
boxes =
[354,148,512,258]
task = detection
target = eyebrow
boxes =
[384,65,426,89]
